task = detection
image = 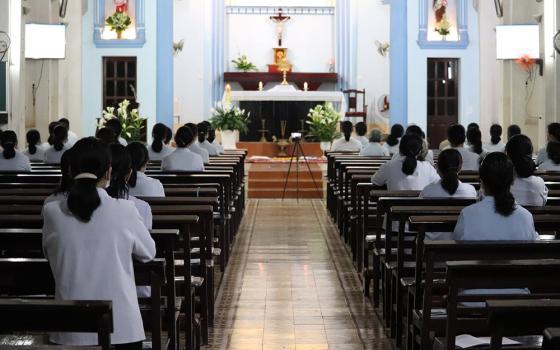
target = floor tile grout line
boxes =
[210,199,261,350]
[311,199,384,350]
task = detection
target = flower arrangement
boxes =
[231,55,258,72]
[306,103,342,142]
[209,103,251,134]
[99,99,146,142]
[106,11,132,39]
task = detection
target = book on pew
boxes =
[456,334,521,349]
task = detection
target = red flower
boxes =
[516,54,535,71]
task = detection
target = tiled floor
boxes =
[206,199,392,350]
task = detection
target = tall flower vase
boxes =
[220,130,239,150]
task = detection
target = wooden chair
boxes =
[343,89,367,123]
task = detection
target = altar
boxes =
[226,87,346,142]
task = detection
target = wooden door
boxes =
[103,56,137,110]
[427,58,459,148]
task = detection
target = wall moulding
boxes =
[418,0,469,49]
[93,0,145,48]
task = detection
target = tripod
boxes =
[281,137,322,202]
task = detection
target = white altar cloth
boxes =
[223,87,347,114]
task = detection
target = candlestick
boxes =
[304,82,308,91]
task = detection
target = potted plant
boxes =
[231,55,258,72]
[99,99,147,142]
[209,103,250,149]
[306,102,342,152]
[106,11,132,39]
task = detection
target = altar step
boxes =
[247,162,324,199]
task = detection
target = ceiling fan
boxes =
[494,0,503,18]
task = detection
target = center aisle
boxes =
[205,199,390,350]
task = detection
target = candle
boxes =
[225,84,231,105]
[258,81,263,91]
[304,82,308,91]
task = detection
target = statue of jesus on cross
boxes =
[270,8,291,47]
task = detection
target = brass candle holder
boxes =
[258,119,269,142]
[276,120,289,156]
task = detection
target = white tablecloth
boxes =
[224,86,347,114]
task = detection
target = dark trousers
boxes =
[114,341,142,350]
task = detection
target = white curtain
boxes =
[335,0,357,90]
[211,0,226,106]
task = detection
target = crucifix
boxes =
[270,8,291,47]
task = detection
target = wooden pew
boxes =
[486,299,560,350]
[436,260,560,350]
[0,258,166,350]
[0,299,112,350]
[406,237,560,350]
[543,328,560,350]
[0,227,182,350]
[0,214,200,350]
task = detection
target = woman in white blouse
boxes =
[483,124,506,154]
[127,142,165,198]
[184,123,210,163]
[197,122,219,156]
[354,122,369,149]
[331,121,363,152]
[392,125,434,164]
[162,126,205,172]
[383,124,404,156]
[207,128,224,154]
[148,123,173,161]
[44,149,74,206]
[537,123,560,165]
[506,134,548,207]
[0,130,32,172]
[23,129,46,162]
[107,143,153,229]
[45,125,69,164]
[420,148,477,240]
[446,124,480,171]
[538,141,560,171]
[372,133,439,190]
[453,152,538,241]
[42,137,155,348]
[360,129,390,157]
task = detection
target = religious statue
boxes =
[270,8,291,47]
[114,0,128,13]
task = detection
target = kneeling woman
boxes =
[42,137,156,349]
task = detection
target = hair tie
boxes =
[74,173,98,180]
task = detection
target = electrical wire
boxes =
[32,61,45,107]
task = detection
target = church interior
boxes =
[2,0,560,349]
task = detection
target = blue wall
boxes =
[156,0,174,127]
[81,0,158,138]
